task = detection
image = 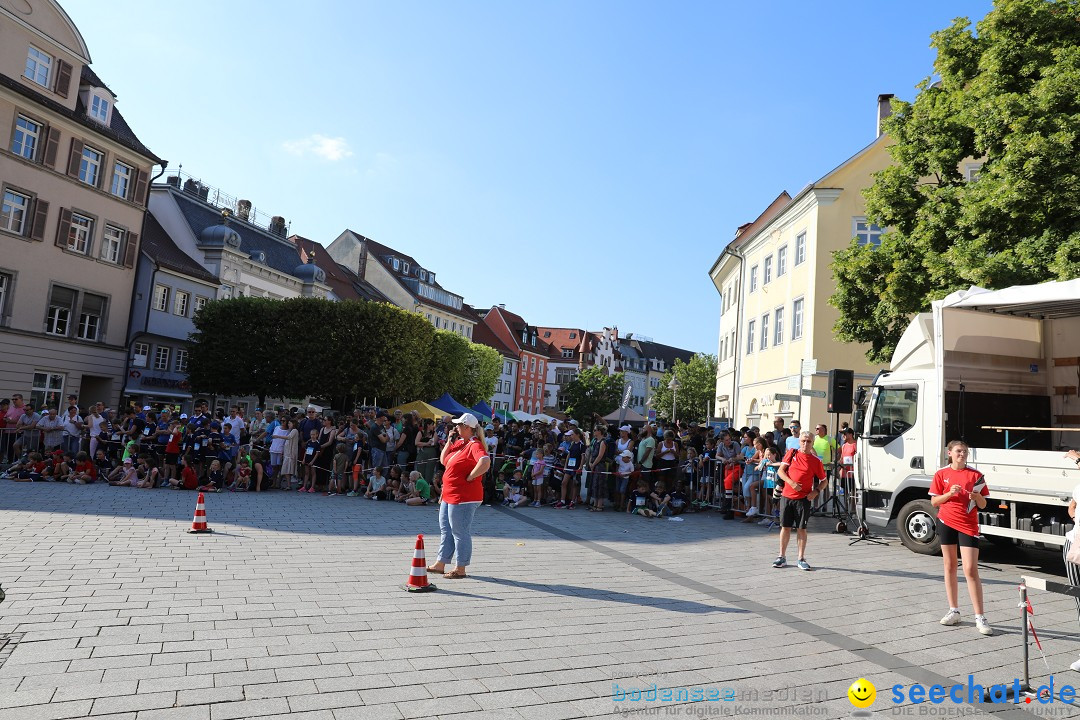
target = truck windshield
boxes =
[869,387,918,438]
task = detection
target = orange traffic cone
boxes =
[404,534,437,592]
[187,492,213,534]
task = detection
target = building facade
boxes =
[479,306,549,416]
[709,133,891,429]
[471,320,518,414]
[0,0,161,409]
[537,327,585,413]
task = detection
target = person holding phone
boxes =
[427,413,490,579]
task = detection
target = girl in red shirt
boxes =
[929,440,992,635]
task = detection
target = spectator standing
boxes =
[37,408,65,452]
[637,425,656,479]
[15,403,41,456]
[415,419,440,485]
[369,414,389,471]
[87,404,107,459]
[61,406,84,457]
[427,413,490,579]
[280,418,299,488]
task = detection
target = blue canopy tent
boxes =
[471,401,494,423]
[430,392,471,417]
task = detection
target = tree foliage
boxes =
[562,367,624,425]
[649,354,718,423]
[459,343,502,406]
[830,0,1080,363]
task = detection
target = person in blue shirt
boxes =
[218,422,238,476]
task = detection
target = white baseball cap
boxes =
[620,449,633,459]
[619,425,631,433]
[452,413,479,429]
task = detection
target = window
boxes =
[391,258,400,270]
[760,313,769,351]
[792,298,804,340]
[529,382,534,398]
[569,332,576,339]
[777,246,788,277]
[12,116,41,160]
[763,256,773,285]
[965,163,982,181]
[853,218,883,248]
[79,146,103,186]
[174,291,190,317]
[46,285,76,336]
[153,284,169,312]
[220,284,232,299]
[77,293,105,341]
[154,345,171,371]
[110,162,131,199]
[504,362,511,375]
[795,232,807,265]
[451,321,457,333]
[175,348,189,373]
[1,190,30,235]
[89,95,109,123]
[0,271,10,321]
[100,225,123,263]
[24,47,51,87]
[774,307,784,346]
[31,371,64,412]
[749,265,758,293]
[530,357,536,372]
[132,342,149,368]
[746,320,755,355]
[194,296,208,314]
[402,262,410,274]
[429,272,434,283]
[420,270,427,282]
[868,386,918,438]
[67,213,93,254]
[538,361,544,375]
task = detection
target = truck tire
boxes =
[897,499,940,555]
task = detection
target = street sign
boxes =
[774,393,801,403]
[801,389,826,398]
[801,359,818,377]
[788,375,801,390]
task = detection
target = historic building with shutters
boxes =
[0,0,162,409]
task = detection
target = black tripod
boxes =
[849,456,888,546]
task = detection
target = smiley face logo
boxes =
[848,678,876,709]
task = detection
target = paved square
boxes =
[3,483,1080,719]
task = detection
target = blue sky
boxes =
[65,0,992,354]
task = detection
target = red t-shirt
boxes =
[75,460,97,479]
[780,449,826,500]
[181,467,199,490]
[930,465,987,537]
[440,438,487,504]
[166,432,181,454]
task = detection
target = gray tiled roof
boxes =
[141,212,219,285]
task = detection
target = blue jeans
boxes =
[370,448,387,471]
[437,501,479,567]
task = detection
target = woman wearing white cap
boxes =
[427,413,490,579]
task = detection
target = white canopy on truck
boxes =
[937,279,1080,319]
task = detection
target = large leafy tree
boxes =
[562,367,624,425]
[459,342,502,406]
[831,0,1080,363]
[649,354,718,423]
[424,330,472,401]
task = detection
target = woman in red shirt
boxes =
[426,413,490,579]
[930,440,992,636]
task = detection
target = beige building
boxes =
[709,124,891,429]
[0,0,161,409]
[326,230,476,338]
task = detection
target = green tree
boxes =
[562,367,624,425]
[459,342,502,406]
[424,330,472,401]
[830,0,1080,363]
[648,354,718,423]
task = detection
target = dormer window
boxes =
[402,262,410,274]
[89,94,110,124]
[420,270,427,282]
[429,272,435,283]
[569,332,576,339]
[391,258,400,271]
[24,47,51,87]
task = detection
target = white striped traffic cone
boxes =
[404,534,436,592]
[187,492,213,534]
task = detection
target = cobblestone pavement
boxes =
[2,482,1080,719]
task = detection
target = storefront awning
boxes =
[122,387,193,399]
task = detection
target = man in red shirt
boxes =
[774,431,827,570]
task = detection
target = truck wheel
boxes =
[897,499,940,555]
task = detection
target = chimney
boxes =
[269,216,286,237]
[498,304,506,309]
[237,199,251,221]
[876,94,894,138]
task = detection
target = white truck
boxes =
[857,279,1080,554]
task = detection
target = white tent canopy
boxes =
[602,407,647,424]
[937,279,1080,319]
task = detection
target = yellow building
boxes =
[709,131,891,429]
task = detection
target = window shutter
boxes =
[29,199,49,242]
[42,126,60,168]
[133,169,148,205]
[66,138,83,178]
[55,207,71,248]
[123,232,139,268]
[53,60,73,98]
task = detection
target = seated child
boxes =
[170,457,199,490]
[93,449,113,479]
[627,478,655,517]
[405,470,430,506]
[503,470,529,508]
[197,459,224,493]
[109,457,139,487]
[228,457,251,492]
[668,484,689,516]
[365,466,387,500]
[67,451,97,484]
[135,456,159,489]
[393,472,412,503]
[9,452,46,482]
[649,481,672,517]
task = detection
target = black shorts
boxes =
[779,497,812,529]
[165,452,179,464]
[936,519,979,548]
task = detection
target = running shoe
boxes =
[940,609,960,626]
[975,617,993,636]
[772,556,786,569]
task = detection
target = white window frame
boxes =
[31,371,64,412]
[77,293,105,341]
[763,256,773,285]
[154,345,171,371]
[67,213,93,254]
[132,342,149,368]
[193,296,208,314]
[24,46,51,87]
[0,271,11,322]
[760,313,769,351]
[853,217,884,248]
[100,225,123,264]
[46,285,76,336]
[561,348,574,359]
[777,246,788,277]
[792,297,805,341]
[1,190,30,235]
[795,232,807,266]
[174,290,190,317]
[175,348,189,373]
[79,146,103,187]
[110,161,132,199]
[773,306,784,346]
[89,94,110,124]
[749,265,758,293]
[530,357,536,372]
[746,320,755,355]
[965,162,982,181]
[153,284,169,312]
[402,262,410,274]
[12,115,41,160]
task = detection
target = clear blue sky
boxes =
[65,0,992,354]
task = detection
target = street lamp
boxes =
[668,376,680,424]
